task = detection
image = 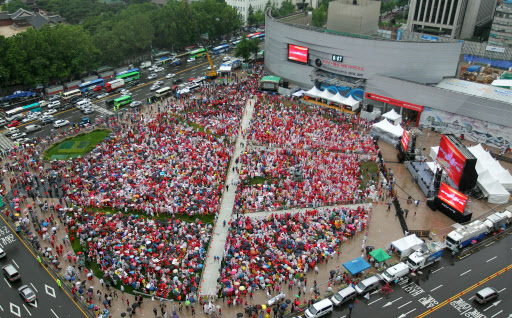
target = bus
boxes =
[116,68,140,82]
[212,44,230,55]
[113,95,132,108]
[155,87,172,98]
[189,48,206,59]
[230,40,241,48]
[252,33,265,41]
[3,102,41,118]
[78,79,104,92]
[62,89,82,100]
[246,32,262,39]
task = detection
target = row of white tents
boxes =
[305,87,360,110]
[430,144,511,204]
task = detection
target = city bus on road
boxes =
[78,79,104,92]
[3,102,41,118]
[113,95,132,108]
[189,48,206,59]
[212,44,230,55]
[116,69,140,82]
[155,87,172,98]
[62,89,82,100]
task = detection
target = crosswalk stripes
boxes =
[91,104,114,116]
[0,134,15,150]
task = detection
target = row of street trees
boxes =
[247,0,295,26]
[0,0,242,86]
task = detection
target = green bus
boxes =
[189,48,206,59]
[113,95,132,107]
[116,68,140,82]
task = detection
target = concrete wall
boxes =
[326,0,380,35]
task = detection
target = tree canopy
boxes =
[234,37,260,61]
[6,0,30,13]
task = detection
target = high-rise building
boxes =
[489,0,512,47]
[406,0,497,39]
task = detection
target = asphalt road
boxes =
[0,214,89,318]
[327,231,512,318]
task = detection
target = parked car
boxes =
[53,119,69,128]
[18,285,37,303]
[166,73,176,78]
[147,74,158,80]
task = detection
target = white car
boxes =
[53,119,69,128]
[147,74,158,80]
[150,85,160,91]
[43,109,57,116]
[119,89,129,94]
[187,58,195,63]
[222,57,230,62]
[96,93,109,99]
[10,132,27,140]
[22,115,37,123]
[155,67,165,72]
[155,80,164,85]
[49,95,61,101]
[83,108,94,114]
[130,101,142,108]
[0,247,5,258]
[48,101,61,108]
[166,73,176,78]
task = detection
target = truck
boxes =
[406,241,445,270]
[483,211,512,232]
[444,220,488,251]
[390,234,424,260]
[169,58,180,67]
[104,79,125,92]
[140,61,152,69]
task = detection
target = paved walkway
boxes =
[199,98,256,297]
[248,203,370,218]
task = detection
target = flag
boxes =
[364,293,370,300]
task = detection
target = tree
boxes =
[6,0,30,13]
[247,4,257,26]
[278,0,295,17]
[234,37,259,61]
[380,1,395,14]
[312,5,328,27]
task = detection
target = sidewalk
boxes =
[199,98,256,297]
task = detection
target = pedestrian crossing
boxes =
[0,133,15,150]
[92,104,114,116]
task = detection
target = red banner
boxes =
[288,44,309,64]
[437,134,466,186]
[364,92,424,112]
[438,183,468,213]
[401,130,409,151]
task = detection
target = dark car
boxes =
[18,285,37,303]
[68,96,80,104]
[130,80,141,87]
[173,79,183,84]
[61,103,74,110]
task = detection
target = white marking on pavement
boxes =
[0,304,3,311]
[484,300,502,312]
[4,277,12,287]
[23,304,32,316]
[368,297,382,305]
[398,301,412,309]
[491,310,503,318]
[430,285,443,292]
[432,267,444,274]
[398,308,416,318]
[12,260,19,268]
[383,297,403,307]
[498,288,506,293]
[28,300,37,308]
[486,256,497,262]
[485,242,495,246]
[10,303,21,317]
[30,283,38,292]
[460,270,472,276]
[45,284,56,298]
[51,308,59,318]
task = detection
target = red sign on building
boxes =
[364,92,424,112]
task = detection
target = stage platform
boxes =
[406,161,459,198]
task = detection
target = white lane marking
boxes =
[491,310,503,318]
[432,267,444,274]
[398,301,412,309]
[30,283,38,292]
[485,242,495,246]
[45,284,56,298]
[0,304,3,311]
[4,277,12,288]
[460,270,472,276]
[51,308,59,318]
[430,285,443,292]
[23,304,32,316]
[383,297,403,307]
[10,303,21,317]
[12,260,19,268]
[28,300,37,308]
[498,288,506,293]
[368,297,382,305]
[486,256,497,262]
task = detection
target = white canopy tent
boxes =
[429,146,439,161]
[305,86,323,98]
[480,181,510,204]
[292,89,306,97]
[331,93,348,104]
[382,109,402,126]
[371,119,404,147]
[344,95,360,111]
[317,89,335,100]
[468,144,512,191]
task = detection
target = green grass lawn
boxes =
[360,161,378,190]
[44,129,111,160]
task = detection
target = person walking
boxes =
[349,303,354,314]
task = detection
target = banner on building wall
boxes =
[364,92,424,112]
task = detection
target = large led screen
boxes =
[438,183,468,213]
[401,130,409,151]
[288,44,309,64]
[436,135,466,186]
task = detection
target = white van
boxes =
[355,276,381,295]
[330,286,357,306]
[304,299,334,318]
[382,262,409,283]
[76,100,92,109]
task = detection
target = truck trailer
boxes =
[406,242,445,270]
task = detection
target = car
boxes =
[0,247,5,258]
[155,80,164,85]
[84,91,96,98]
[48,101,61,108]
[129,100,142,108]
[150,85,160,91]
[222,57,230,62]
[92,85,102,91]
[49,95,60,101]
[68,96,80,104]
[96,93,109,99]
[148,66,157,71]
[53,119,69,128]
[3,264,20,282]
[7,120,20,128]
[121,91,132,96]
[188,77,195,82]
[43,109,57,116]
[130,80,141,87]
[173,79,183,84]
[155,67,165,72]
[40,116,55,125]
[22,115,37,123]
[119,89,129,95]
[61,103,74,110]
[474,287,499,304]
[0,118,6,126]
[18,285,37,303]
[83,108,94,115]
[10,132,27,140]
[147,74,158,80]
[166,73,176,79]
[187,58,195,63]
[15,137,33,144]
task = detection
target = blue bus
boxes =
[4,102,41,118]
[212,44,231,55]
[79,78,105,92]
[251,33,265,41]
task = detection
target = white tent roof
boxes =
[372,119,404,137]
[344,95,360,106]
[391,234,423,253]
[480,181,510,204]
[430,146,439,160]
[477,170,497,185]
[498,171,512,191]
[382,109,402,121]
[317,89,334,100]
[469,144,512,191]
[305,86,323,98]
[331,93,348,104]
[292,89,306,97]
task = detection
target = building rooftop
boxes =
[436,78,512,105]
